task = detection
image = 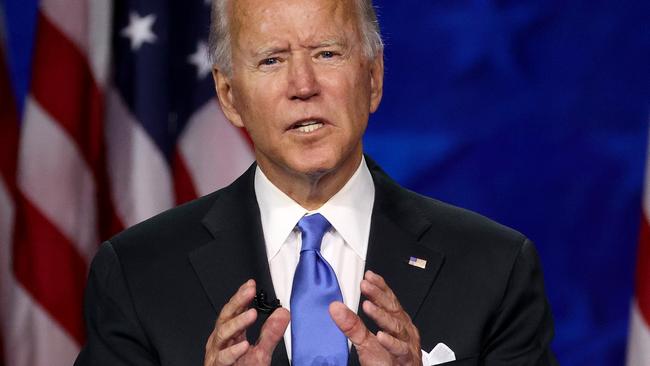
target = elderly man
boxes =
[75,0,557,365]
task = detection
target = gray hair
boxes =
[208,0,384,77]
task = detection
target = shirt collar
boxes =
[254,156,375,261]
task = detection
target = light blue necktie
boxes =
[290,213,348,366]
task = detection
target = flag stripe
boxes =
[12,193,87,346]
[636,213,650,325]
[627,124,650,365]
[30,13,104,168]
[39,0,88,59]
[0,50,17,189]
[38,0,110,85]
[177,101,254,196]
[87,0,112,85]
[173,149,199,205]
[4,284,79,366]
[0,173,13,366]
[627,301,650,366]
[19,98,99,262]
[105,88,175,226]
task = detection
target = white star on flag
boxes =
[121,12,157,51]
[187,41,212,79]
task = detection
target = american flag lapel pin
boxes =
[408,256,427,269]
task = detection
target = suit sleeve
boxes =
[482,239,558,366]
[74,241,160,366]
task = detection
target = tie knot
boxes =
[297,213,331,252]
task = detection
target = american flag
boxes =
[0,0,253,364]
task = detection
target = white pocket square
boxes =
[422,342,456,365]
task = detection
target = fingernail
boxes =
[362,300,370,313]
[376,330,386,341]
[360,280,371,291]
[246,308,257,320]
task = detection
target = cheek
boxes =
[233,84,274,129]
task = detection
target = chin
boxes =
[290,157,337,178]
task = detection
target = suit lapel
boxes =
[349,158,445,365]
[188,164,289,365]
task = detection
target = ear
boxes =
[213,67,244,128]
[368,50,384,114]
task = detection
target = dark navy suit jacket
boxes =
[75,157,557,365]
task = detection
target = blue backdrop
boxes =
[3,0,650,364]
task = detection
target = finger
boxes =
[255,308,291,356]
[214,308,257,348]
[362,300,407,339]
[217,280,256,326]
[329,301,374,347]
[214,340,250,366]
[376,331,410,357]
[361,273,402,313]
[365,270,390,291]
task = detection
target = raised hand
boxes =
[329,271,422,366]
[204,280,290,366]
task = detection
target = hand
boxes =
[204,280,290,366]
[329,271,422,366]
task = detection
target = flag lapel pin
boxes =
[408,256,427,269]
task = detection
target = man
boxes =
[75,0,557,365]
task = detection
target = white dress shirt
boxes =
[254,157,375,360]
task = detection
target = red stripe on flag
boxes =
[95,151,125,240]
[30,13,103,167]
[0,43,18,191]
[173,149,199,205]
[637,212,650,325]
[12,193,88,345]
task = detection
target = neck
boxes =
[257,153,362,211]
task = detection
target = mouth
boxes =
[288,119,326,133]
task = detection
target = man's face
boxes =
[215,0,383,184]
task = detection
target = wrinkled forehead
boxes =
[230,0,361,49]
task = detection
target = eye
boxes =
[319,51,335,59]
[260,57,280,66]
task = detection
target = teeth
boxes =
[296,122,324,133]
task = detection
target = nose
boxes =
[287,55,320,101]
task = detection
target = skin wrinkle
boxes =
[252,40,352,61]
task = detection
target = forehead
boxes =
[231,0,359,49]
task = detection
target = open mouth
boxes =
[290,119,325,133]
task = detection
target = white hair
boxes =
[208,0,384,76]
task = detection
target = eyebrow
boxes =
[252,39,348,58]
[305,39,347,50]
[253,46,290,58]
